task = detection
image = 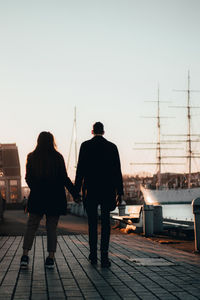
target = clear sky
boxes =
[1,0,200,185]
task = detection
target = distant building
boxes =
[123,175,143,203]
[21,186,30,199]
[0,143,21,203]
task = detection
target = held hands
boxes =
[73,194,82,204]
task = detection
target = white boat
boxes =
[140,184,200,205]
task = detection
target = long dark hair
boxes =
[35,131,56,153]
[28,131,61,178]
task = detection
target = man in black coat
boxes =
[75,122,124,267]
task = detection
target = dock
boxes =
[1,233,200,299]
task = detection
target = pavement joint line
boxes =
[71,234,126,298]
[80,234,147,297]
[67,234,109,297]
[58,235,86,300]
[67,235,116,298]
[32,236,41,299]
[75,234,141,300]
[54,240,69,299]
[41,235,50,300]
[110,236,200,299]
[1,236,22,290]
[0,236,16,264]
[1,233,200,299]
[0,236,10,252]
[101,237,181,300]
[68,234,125,299]
[17,235,36,300]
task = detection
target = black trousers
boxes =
[86,201,110,255]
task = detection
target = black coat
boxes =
[75,136,123,210]
[26,151,75,215]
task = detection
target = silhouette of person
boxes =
[20,131,78,269]
[75,122,124,267]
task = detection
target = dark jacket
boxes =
[26,151,75,215]
[75,136,123,209]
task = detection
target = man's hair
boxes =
[93,122,104,134]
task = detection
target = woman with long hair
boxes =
[20,131,78,269]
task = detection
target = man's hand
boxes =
[116,195,122,206]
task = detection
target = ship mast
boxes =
[131,86,181,188]
[74,106,78,167]
[132,73,200,189]
[187,71,192,188]
[170,71,200,188]
[157,86,161,187]
[67,106,78,171]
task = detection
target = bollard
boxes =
[118,200,126,216]
[153,205,163,233]
[142,204,154,237]
[118,200,126,228]
[192,198,200,252]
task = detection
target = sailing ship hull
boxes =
[140,185,200,205]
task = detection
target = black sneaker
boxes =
[45,257,54,269]
[101,258,111,268]
[89,253,97,265]
[101,252,111,268]
[20,255,29,269]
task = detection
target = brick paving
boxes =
[0,234,200,299]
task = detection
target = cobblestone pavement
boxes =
[0,234,200,300]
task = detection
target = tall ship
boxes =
[0,143,21,203]
[139,72,200,205]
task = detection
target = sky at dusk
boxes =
[1,0,200,185]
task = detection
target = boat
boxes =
[139,72,200,206]
[140,184,200,205]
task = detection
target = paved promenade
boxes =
[0,233,200,300]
